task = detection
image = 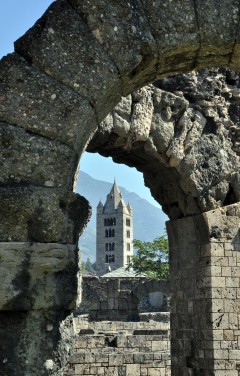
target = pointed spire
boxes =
[97,199,103,207]
[127,202,133,214]
[101,179,127,213]
[117,198,127,212]
[97,199,103,213]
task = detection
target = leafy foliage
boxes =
[127,234,169,279]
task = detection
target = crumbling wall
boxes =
[89,69,240,219]
[0,0,240,374]
[62,315,171,376]
[77,277,169,321]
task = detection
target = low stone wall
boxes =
[74,313,170,334]
[62,315,171,376]
[77,276,169,321]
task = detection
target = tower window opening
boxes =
[127,230,130,238]
[105,230,108,237]
[126,218,131,226]
[109,254,115,263]
[105,243,108,252]
[104,218,116,226]
[127,243,131,251]
[112,242,115,251]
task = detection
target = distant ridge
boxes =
[77,171,168,262]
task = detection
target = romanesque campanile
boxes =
[96,181,134,275]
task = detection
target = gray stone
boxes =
[0,186,91,243]
[15,0,122,119]
[0,122,77,188]
[88,69,240,219]
[0,0,239,374]
[0,242,78,310]
[0,53,97,152]
[69,0,158,93]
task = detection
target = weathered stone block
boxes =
[108,354,123,366]
[69,0,158,93]
[0,122,77,188]
[0,53,97,152]
[0,186,90,243]
[15,1,121,118]
[168,203,240,374]
[126,364,140,376]
[0,242,78,310]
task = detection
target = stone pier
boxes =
[168,203,240,376]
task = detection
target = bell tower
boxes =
[96,180,134,275]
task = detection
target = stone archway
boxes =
[0,0,240,374]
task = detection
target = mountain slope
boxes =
[76,171,168,261]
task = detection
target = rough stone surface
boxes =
[77,276,169,321]
[88,69,240,219]
[0,53,97,153]
[0,0,240,375]
[15,1,122,119]
[0,310,75,376]
[0,121,77,188]
[0,186,91,243]
[0,242,79,310]
[61,315,171,376]
[167,202,240,375]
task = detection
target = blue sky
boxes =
[0,0,160,208]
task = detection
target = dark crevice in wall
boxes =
[223,184,237,206]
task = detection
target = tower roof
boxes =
[102,180,127,213]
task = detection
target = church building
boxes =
[96,180,134,276]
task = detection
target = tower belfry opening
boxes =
[96,180,134,275]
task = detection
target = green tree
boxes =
[127,234,169,279]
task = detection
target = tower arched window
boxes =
[127,230,130,238]
[113,218,116,226]
[105,243,108,252]
[112,243,115,251]
[109,254,115,263]
[105,230,108,237]
[112,229,115,237]
[105,255,108,263]
[109,229,112,237]
[104,218,107,226]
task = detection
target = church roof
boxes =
[101,267,146,278]
[103,180,127,213]
[97,200,103,208]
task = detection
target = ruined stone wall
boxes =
[0,0,240,374]
[77,276,169,321]
[167,202,240,375]
[89,68,240,220]
[62,315,171,376]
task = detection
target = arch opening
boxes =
[1,0,240,374]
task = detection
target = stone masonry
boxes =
[77,276,169,321]
[96,181,134,275]
[0,0,240,374]
[63,314,171,376]
[168,203,240,375]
